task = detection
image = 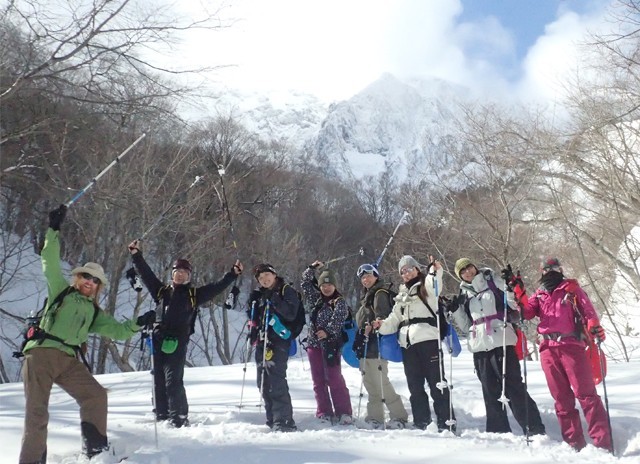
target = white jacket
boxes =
[378,268,443,348]
[451,268,517,353]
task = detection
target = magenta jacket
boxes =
[523,279,599,350]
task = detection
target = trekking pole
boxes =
[298,337,307,371]
[596,338,614,455]
[259,302,271,411]
[498,281,510,409]
[356,336,369,420]
[217,166,242,310]
[433,277,448,393]
[144,327,159,448]
[65,133,146,207]
[138,175,204,241]
[238,301,256,410]
[520,320,531,446]
[324,247,366,266]
[444,311,457,432]
[377,332,387,430]
[374,211,410,267]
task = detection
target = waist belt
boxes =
[398,317,436,347]
[539,332,579,342]
[472,312,503,337]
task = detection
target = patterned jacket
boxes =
[301,267,350,349]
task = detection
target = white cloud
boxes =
[154,0,613,106]
[517,7,611,107]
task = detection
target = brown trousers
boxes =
[19,348,107,463]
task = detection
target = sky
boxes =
[1,347,638,463]
[164,0,615,104]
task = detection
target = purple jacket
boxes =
[524,279,598,349]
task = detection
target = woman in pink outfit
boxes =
[504,257,612,452]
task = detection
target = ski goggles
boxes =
[357,264,379,279]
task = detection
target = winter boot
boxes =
[81,421,108,458]
[273,419,297,432]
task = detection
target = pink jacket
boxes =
[523,279,598,349]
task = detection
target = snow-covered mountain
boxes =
[309,73,466,179]
[193,74,468,180]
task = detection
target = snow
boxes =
[1,346,638,463]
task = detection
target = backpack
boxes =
[281,283,307,339]
[13,286,100,369]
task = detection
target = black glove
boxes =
[442,294,463,313]
[48,204,67,231]
[136,310,156,327]
[262,288,274,300]
[125,267,143,292]
[501,264,515,283]
[502,264,524,292]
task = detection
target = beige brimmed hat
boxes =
[71,262,108,285]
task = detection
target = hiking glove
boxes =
[48,204,67,231]
[136,310,157,328]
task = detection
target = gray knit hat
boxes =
[398,255,421,274]
[318,269,338,287]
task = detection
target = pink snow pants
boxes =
[540,343,612,452]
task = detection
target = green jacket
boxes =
[24,228,140,356]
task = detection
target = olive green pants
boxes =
[19,348,107,463]
[361,358,408,424]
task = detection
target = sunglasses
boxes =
[80,272,101,284]
[400,267,416,275]
[357,264,379,279]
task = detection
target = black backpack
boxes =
[281,284,307,339]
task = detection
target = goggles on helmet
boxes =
[357,263,379,279]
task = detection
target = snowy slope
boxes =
[1,347,637,463]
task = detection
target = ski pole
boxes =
[377,332,387,430]
[444,311,456,431]
[434,277,448,393]
[374,211,410,267]
[65,133,146,207]
[324,247,366,266]
[596,338,614,455]
[356,335,369,420]
[217,166,242,310]
[298,337,307,371]
[138,175,204,241]
[498,281,510,409]
[238,301,256,410]
[144,328,159,448]
[259,302,271,411]
[520,320,531,446]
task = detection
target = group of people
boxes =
[17,205,612,463]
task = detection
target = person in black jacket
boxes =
[248,263,299,432]
[128,239,242,427]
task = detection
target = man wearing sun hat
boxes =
[19,205,156,463]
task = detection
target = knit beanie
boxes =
[318,269,337,287]
[454,258,473,279]
[398,255,421,274]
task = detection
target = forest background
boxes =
[1,0,640,383]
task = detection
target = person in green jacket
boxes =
[19,205,156,464]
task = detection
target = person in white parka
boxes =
[373,255,455,432]
[447,258,545,436]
